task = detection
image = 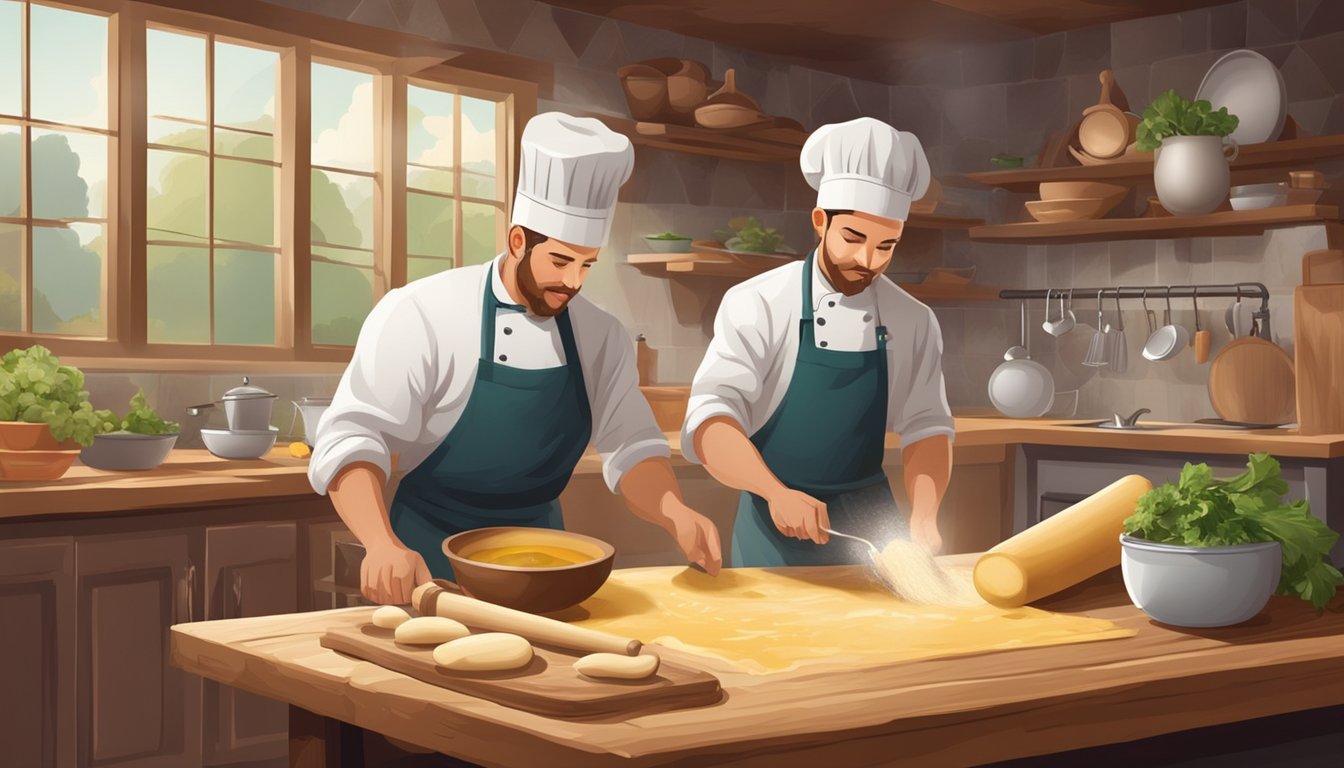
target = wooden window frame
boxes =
[0,0,538,373]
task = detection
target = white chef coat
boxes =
[309,254,670,496]
[681,256,955,464]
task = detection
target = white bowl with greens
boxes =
[1120,453,1342,627]
[643,232,693,253]
[79,389,180,471]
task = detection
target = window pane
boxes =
[214,248,274,345]
[312,64,373,173]
[312,170,372,250]
[214,42,277,133]
[407,166,453,195]
[406,192,453,259]
[460,96,497,200]
[0,1,20,118]
[407,85,454,172]
[0,223,22,332]
[147,149,208,243]
[215,158,274,246]
[312,249,372,346]
[32,224,104,337]
[147,245,209,344]
[215,127,274,162]
[146,29,206,146]
[462,201,500,265]
[31,129,107,219]
[30,5,107,129]
[407,256,451,283]
[0,124,18,216]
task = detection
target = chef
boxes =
[310,112,722,604]
[683,116,954,567]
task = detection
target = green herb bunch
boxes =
[0,345,117,447]
[646,231,690,240]
[1124,453,1342,609]
[1135,89,1239,152]
[118,388,179,435]
[714,216,795,255]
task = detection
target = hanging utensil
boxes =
[988,300,1056,418]
[1225,285,1255,338]
[1193,287,1211,364]
[1141,287,1157,338]
[1083,289,1109,367]
[1004,302,1029,360]
[1108,289,1128,373]
[1143,286,1189,362]
[1044,288,1075,336]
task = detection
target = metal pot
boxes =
[187,376,277,431]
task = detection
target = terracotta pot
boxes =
[0,447,80,481]
[0,420,69,450]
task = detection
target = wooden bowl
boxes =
[1038,181,1128,203]
[666,60,709,122]
[695,102,770,130]
[442,527,616,614]
[1024,197,1117,223]
[0,420,69,450]
[618,59,682,123]
[0,447,80,481]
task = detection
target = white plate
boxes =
[1195,49,1287,145]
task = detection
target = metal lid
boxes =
[223,376,277,401]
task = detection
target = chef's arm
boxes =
[692,416,787,500]
[902,434,952,552]
[617,457,723,574]
[328,460,431,603]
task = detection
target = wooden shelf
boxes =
[969,204,1340,244]
[964,135,1344,192]
[627,254,999,301]
[907,212,984,229]
[590,114,804,162]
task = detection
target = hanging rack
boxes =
[997,282,1273,339]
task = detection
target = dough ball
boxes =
[574,652,660,680]
[371,605,411,629]
[394,616,470,645]
[432,632,533,671]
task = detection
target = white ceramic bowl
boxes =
[1120,534,1281,627]
[201,427,278,460]
[79,432,178,471]
[1229,182,1289,210]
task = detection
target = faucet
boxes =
[1109,408,1150,428]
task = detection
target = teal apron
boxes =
[731,250,902,567]
[389,269,592,578]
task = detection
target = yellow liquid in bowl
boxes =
[466,545,595,568]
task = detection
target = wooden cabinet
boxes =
[202,523,297,767]
[0,538,76,768]
[76,529,200,768]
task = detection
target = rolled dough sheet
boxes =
[568,566,1135,675]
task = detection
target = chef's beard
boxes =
[517,251,578,317]
[818,239,879,296]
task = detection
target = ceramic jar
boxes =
[1153,135,1239,216]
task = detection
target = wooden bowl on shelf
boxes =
[617,58,682,123]
[666,59,709,123]
[1038,181,1128,202]
[1024,197,1118,223]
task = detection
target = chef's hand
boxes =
[768,488,830,544]
[910,513,943,555]
[665,504,723,575]
[361,542,432,605]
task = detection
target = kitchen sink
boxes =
[1061,420,1168,431]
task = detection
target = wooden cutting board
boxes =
[1207,336,1297,425]
[320,624,722,720]
[1294,284,1344,434]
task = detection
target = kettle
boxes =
[186,376,278,432]
[291,396,331,447]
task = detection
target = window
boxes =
[405,83,508,281]
[1,1,112,337]
[145,27,281,346]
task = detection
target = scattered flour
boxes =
[872,539,983,606]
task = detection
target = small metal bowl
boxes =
[1120,534,1280,627]
[442,527,615,615]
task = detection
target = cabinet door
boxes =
[202,523,296,767]
[77,529,199,768]
[0,537,76,768]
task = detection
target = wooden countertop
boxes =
[170,559,1344,767]
[4,418,1343,519]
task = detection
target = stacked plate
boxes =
[1026,181,1129,223]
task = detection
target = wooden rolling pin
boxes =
[412,580,642,657]
[973,475,1153,608]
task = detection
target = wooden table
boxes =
[170,557,1344,768]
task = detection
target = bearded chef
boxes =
[682,116,954,567]
[310,112,722,604]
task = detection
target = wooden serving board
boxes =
[319,624,722,720]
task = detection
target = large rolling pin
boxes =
[412,580,642,656]
[973,475,1152,608]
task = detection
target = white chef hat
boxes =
[801,117,931,222]
[511,112,634,248]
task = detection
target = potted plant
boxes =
[0,345,117,480]
[1120,453,1341,627]
[1136,89,1240,216]
[79,389,180,471]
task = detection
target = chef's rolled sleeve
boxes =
[308,288,439,496]
[890,306,955,448]
[681,287,775,465]
[588,321,671,494]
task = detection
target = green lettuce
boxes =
[0,345,116,447]
[1135,89,1239,152]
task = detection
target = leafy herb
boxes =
[0,345,117,447]
[990,153,1024,168]
[1124,453,1342,610]
[645,231,691,240]
[713,216,795,255]
[118,388,179,436]
[1135,89,1239,152]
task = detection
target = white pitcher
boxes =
[1153,135,1239,216]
